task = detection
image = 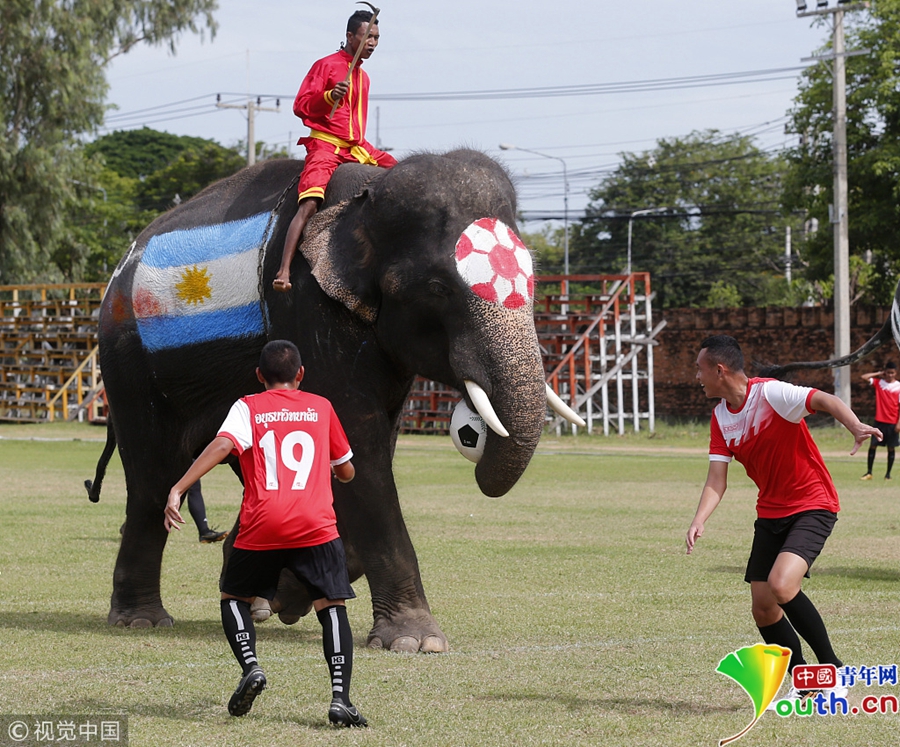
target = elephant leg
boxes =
[110,512,173,628]
[108,418,188,628]
[271,570,314,624]
[220,513,313,625]
[356,535,449,654]
[335,461,449,653]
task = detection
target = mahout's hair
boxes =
[259,339,302,385]
[700,334,745,373]
[347,10,376,34]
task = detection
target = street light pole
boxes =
[627,207,665,276]
[499,143,569,276]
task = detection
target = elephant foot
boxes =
[107,607,174,628]
[253,595,308,626]
[366,608,449,653]
[251,597,273,622]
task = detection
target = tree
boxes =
[86,127,216,180]
[785,1,900,305]
[572,130,790,308]
[55,129,245,281]
[135,142,246,212]
[0,0,218,285]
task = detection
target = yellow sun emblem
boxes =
[175,265,212,306]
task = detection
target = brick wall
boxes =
[653,306,894,420]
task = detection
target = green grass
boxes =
[1,421,899,746]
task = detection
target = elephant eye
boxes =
[428,279,452,297]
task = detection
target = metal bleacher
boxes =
[399,273,664,435]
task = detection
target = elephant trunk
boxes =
[455,301,546,498]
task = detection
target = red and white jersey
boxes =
[870,377,900,424]
[217,388,353,550]
[709,377,839,519]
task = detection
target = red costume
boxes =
[294,49,397,202]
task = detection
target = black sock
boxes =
[780,591,842,667]
[186,482,210,535]
[221,599,258,674]
[867,447,876,474]
[759,615,806,672]
[887,449,895,477]
[317,605,354,706]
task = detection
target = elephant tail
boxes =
[84,421,116,503]
[757,314,894,379]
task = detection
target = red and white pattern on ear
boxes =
[454,218,535,309]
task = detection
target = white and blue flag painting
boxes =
[132,213,274,352]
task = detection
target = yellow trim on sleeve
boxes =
[299,186,326,202]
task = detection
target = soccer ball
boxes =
[450,399,487,463]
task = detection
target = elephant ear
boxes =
[300,198,379,324]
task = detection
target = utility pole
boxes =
[796,0,868,407]
[216,95,280,166]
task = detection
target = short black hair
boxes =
[700,335,745,373]
[259,340,302,385]
[347,10,377,34]
[885,361,897,371]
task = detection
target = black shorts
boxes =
[744,510,837,583]
[220,537,355,602]
[872,421,900,448]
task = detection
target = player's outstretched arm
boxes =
[809,390,882,455]
[164,436,234,531]
[686,460,728,555]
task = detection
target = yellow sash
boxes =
[309,130,378,166]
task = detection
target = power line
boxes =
[367,66,810,102]
[100,65,808,131]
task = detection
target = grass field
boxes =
[1,421,898,746]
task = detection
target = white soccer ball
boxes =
[450,399,487,463]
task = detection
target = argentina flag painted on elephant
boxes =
[132,212,274,352]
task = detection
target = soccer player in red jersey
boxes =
[273,10,397,292]
[686,335,880,700]
[859,362,900,480]
[164,340,367,727]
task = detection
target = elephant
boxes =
[87,149,583,652]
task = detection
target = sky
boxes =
[103,0,837,229]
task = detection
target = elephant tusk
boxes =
[464,380,510,438]
[545,384,587,427]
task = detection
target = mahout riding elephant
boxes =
[87,149,582,652]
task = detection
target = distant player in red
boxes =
[686,335,880,702]
[859,361,900,480]
[273,9,397,292]
[164,339,367,728]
